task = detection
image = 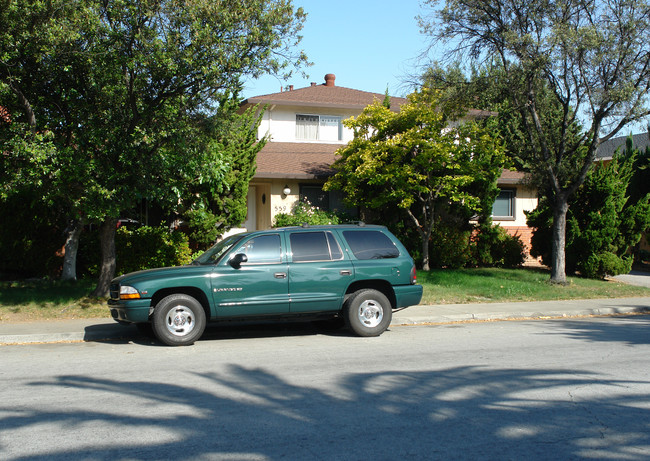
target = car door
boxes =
[287,230,353,313]
[210,233,290,317]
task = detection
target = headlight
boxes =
[119,285,141,300]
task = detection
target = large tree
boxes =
[325,89,506,270]
[420,0,650,283]
[1,0,307,295]
[528,138,650,278]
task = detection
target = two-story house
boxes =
[239,74,539,257]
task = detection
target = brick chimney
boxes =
[324,73,336,87]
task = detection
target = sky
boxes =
[243,1,434,99]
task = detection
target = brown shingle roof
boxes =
[243,74,406,111]
[256,142,530,185]
[497,169,529,185]
[254,142,341,179]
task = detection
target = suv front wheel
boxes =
[344,289,392,337]
[152,294,206,346]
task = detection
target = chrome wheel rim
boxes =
[165,306,195,337]
[357,299,383,328]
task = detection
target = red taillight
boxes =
[411,265,417,284]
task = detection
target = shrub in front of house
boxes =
[115,226,192,275]
[471,224,525,269]
[528,148,649,279]
[428,221,473,269]
[424,218,524,270]
[273,199,345,227]
[78,225,192,277]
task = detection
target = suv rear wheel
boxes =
[152,294,206,346]
[344,289,392,337]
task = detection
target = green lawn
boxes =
[418,268,649,305]
[0,279,107,322]
[0,268,648,322]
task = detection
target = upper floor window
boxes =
[296,114,342,141]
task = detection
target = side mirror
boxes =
[229,253,248,269]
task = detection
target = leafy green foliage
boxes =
[471,225,525,269]
[325,88,506,270]
[175,98,266,248]
[426,220,524,269]
[528,140,650,278]
[79,226,192,277]
[0,190,64,279]
[114,226,192,275]
[428,220,472,269]
[1,0,308,292]
[421,0,650,283]
[273,200,345,227]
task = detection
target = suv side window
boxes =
[233,234,282,264]
[290,231,343,262]
[342,230,400,260]
[326,232,343,260]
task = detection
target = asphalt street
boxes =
[2,315,650,460]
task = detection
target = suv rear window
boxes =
[342,230,400,260]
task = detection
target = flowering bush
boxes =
[273,200,345,227]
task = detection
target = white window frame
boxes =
[296,114,342,141]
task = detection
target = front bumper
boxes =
[108,298,152,323]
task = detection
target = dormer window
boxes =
[296,114,342,141]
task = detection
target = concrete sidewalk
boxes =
[1,297,649,345]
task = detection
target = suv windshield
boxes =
[192,233,246,265]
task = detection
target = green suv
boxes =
[109,224,422,346]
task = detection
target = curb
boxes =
[392,306,650,325]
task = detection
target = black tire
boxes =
[152,294,206,346]
[343,289,392,337]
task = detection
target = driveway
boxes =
[614,270,650,288]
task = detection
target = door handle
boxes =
[274,272,287,279]
[340,270,352,276]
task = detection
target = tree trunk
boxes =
[421,228,430,271]
[550,196,569,285]
[60,219,83,281]
[91,217,118,297]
